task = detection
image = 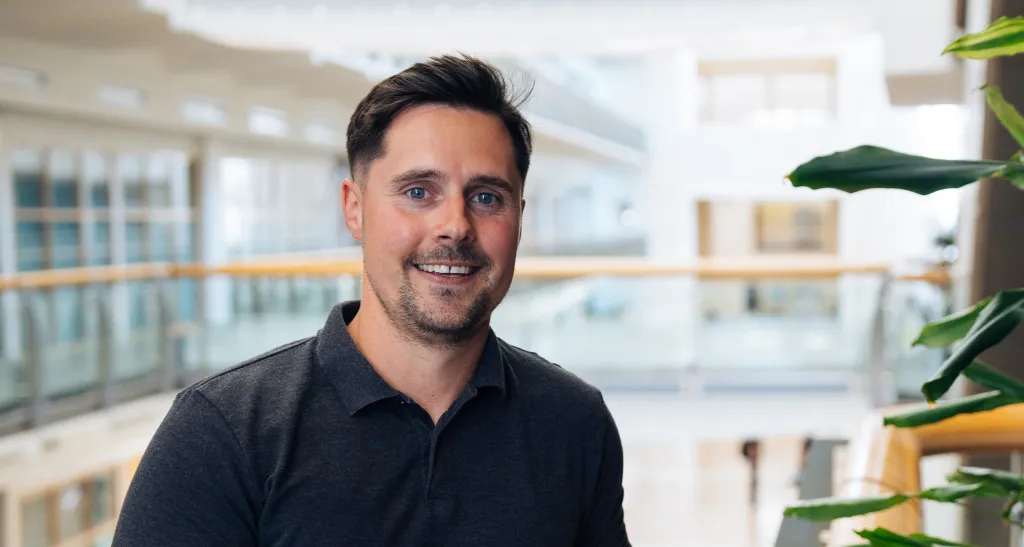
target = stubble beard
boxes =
[365,248,495,348]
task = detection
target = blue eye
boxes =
[407,187,427,200]
[474,193,498,206]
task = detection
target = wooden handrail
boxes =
[0,256,945,291]
[827,403,1024,545]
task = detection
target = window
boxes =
[91,222,111,266]
[755,201,837,253]
[58,482,86,540]
[12,149,44,207]
[84,152,109,208]
[18,469,118,547]
[120,156,145,207]
[150,222,171,262]
[125,222,145,264]
[51,222,80,268]
[16,221,45,271]
[147,155,171,207]
[50,150,78,207]
[89,472,115,525]
[699,58,836,127]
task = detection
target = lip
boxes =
[412,265,481,286]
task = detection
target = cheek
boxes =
[365,208,423,262]
[478,217,521,262]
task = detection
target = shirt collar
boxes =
[316,300,507,416]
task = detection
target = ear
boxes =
[517,198,526,244]
[341,178,363,241]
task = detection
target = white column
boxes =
[0,126,20,361]
[642,48,700,261]
[197,140,231,327]
[636,48,701,367]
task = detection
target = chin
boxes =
[406,290,493,343]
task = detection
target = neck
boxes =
[348,283,489,423]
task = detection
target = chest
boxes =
[255,406,583,547]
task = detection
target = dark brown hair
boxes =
[346,54,534,184]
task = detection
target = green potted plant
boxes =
[781,16,1024,546]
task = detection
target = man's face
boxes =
[342,104,524,345]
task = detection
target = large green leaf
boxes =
[856,528,929,546]
[883,390,1017,428]
[962,360,1024,399]
[787,146,1008,195]
[943,16,1024,60]
[783,494,909,521]
[917,483,994,503]
[948,466,1024,493]
[856,528,979,546]
[907,533,978,547]
[1002,160,1024,191]
[983,85,1024,149]
[913,297,992,348]
[923,289,1024,402]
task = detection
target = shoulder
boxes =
[498,339,610,420]
[185,335,320,417]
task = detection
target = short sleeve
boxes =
[575,397,631,547]
[112,388,260,546]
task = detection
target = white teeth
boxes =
[417,264,473,275]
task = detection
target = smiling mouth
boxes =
[415,264,482,277]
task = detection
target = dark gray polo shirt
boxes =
[112,301,630,546]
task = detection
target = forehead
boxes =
[367,104,519,182]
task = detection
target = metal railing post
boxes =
[97,283,116,408]
[867,272,895,408]
[157,280,178,391]
[22,292,47,428]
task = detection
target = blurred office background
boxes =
[1,0,1023,546]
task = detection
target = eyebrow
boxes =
[389,168,446,186]
[467,175,516,196]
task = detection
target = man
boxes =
[112,54,631,546]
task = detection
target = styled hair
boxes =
[345,54,534,183]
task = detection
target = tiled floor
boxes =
[606,393,870,547]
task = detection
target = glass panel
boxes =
[16,221,45,271]
[52,221,80,268]
[84,152,109,208]
[150,222,171,262]
[128,281,148,330]
[120,155,145,207]
[54,287,84,343]
[125,222,145,264]
[12,149,43,207]
[90,473,114,525]
[91,222,111,266]
[58,483,86,540]
[21,495,50,547]
[178,278,197,321]
[176,221,196,261]
[50,149,78,207]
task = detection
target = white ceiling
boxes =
[145,0,881,57]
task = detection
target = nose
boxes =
[435,196,474,244]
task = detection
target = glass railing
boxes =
[0,256,950,434]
